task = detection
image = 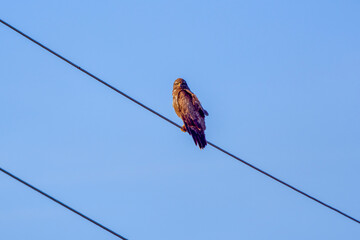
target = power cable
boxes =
[0,167,128,240]
[1,18,359,225]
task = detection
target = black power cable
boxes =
[0,167,128,240]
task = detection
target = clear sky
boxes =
[1,1,360,239]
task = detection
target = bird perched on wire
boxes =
[172,78,209,149]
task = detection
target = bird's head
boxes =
[173,78,189,90]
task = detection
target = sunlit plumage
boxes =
[172,78,208,149]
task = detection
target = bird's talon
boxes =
[181,126,186,132]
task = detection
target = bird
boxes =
[172,78,208,149]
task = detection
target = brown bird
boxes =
[172,78,209,149]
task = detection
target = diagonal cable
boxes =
[1,18,359,225]
[0,167,128,240]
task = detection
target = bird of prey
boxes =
[172,78,208,149]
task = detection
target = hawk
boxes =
[172,78,209,149]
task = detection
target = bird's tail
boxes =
[184,124,207,149]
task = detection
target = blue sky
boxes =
[1,1,360,239]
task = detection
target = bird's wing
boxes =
[178,90,207,148]
[183,89,209,117]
